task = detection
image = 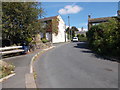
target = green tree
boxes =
[66,26,78,40]
[71,26,79,38]
[52,17,59,35]
[77,33,87,42]
[2,2,45,46]
[66,27,71,40]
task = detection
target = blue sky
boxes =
[41,2,118,31]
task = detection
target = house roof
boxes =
[88,16,117,23]
[39,15,58,22]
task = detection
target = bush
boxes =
[0,61,15,79]
[87,18,120,57]
[77,34,87,42]
[41,38,49,43]
[81,34,85,37]
[79,37,87,42]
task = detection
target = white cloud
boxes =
[114,14,117,16]
[58,5,83,15]
[66,25,71,29]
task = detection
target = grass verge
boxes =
[0,60,15,79]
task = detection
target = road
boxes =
[34,42,118,88]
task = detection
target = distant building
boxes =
[76,27,87,36]
[39,15,68,43]
[77,31,86,36]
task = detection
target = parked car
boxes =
[21,42,30,54]
[72,37,78,42]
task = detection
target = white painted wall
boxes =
[65,33,68,42]
[40,15,68,43]
[52,15,67,43]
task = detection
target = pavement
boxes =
[2,49,42,88]
[34,42,118,88]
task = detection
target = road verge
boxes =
[0,60,15,83]
[0,73,15,83]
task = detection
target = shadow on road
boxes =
[74,42,119,63]
[74,42,89,49]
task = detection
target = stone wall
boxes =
[29,34,52,52]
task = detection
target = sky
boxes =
[40,2,119,31]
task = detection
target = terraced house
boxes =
[39,15,68,43]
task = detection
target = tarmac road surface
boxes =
[34,42,118,88]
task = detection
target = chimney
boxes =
[117,1,120,17]
[88,15,91,19]
[117,10,120,16]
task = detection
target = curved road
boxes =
[34,42,118,88]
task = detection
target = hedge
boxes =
[86,18,120,57]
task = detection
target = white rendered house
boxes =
[40,15,68,43]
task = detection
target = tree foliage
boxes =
[87,18,120,57]
[40,17,59,38]
[2,2,44,46]
[52,17,59,35]
[77,34,87,42]
[71,26,79,37]
[66,26,79,39]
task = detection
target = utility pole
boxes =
[65,24,66,42]
[68,16,70,41]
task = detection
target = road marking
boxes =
[30,46,55,73]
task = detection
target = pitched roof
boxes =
[39,15,58,22]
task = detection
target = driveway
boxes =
[2,50,41,88]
